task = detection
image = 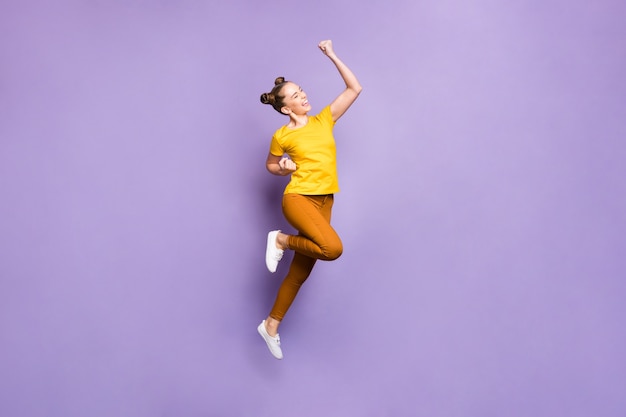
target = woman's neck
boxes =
[287,113,309,129]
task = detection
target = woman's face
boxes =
[280,82,312,116]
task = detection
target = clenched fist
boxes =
[318,40,335,57]
[278,157,297,174]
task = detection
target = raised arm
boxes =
[319,40,363,122]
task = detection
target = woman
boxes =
[258,40,362,359]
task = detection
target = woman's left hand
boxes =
[318,40,334,56]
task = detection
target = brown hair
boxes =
[260,77,289,114]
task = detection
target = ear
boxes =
[280,106,291,115]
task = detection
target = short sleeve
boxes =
[269,135,284,156]
[319,105,336,128]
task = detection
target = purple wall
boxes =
[1,1,625,416]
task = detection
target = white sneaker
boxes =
[257,320,283,359]
[265,230,284,273]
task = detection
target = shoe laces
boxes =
[272,249,284,262]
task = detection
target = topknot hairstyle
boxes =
[260,77,289,114]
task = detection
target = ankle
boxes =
[265,317,281,336]
[277,233,289,251]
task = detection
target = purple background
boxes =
[1,1,625,416]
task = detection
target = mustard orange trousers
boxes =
[269,193,343,321]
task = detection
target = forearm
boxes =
[327,53,362,94]
[266,163,288,176]
[266,156,296,176]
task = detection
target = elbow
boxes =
[266,163,282,176]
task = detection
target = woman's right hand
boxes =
[266,152,296,176]
[278,157,297,174]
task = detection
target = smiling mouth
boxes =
[303,100,309,106]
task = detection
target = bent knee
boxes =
[323,243,343,261]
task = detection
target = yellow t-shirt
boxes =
[269,106,339,195]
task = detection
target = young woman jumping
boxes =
[257,40,362,359]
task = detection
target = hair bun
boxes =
[260,77,288,112]
[260,92,273,105]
